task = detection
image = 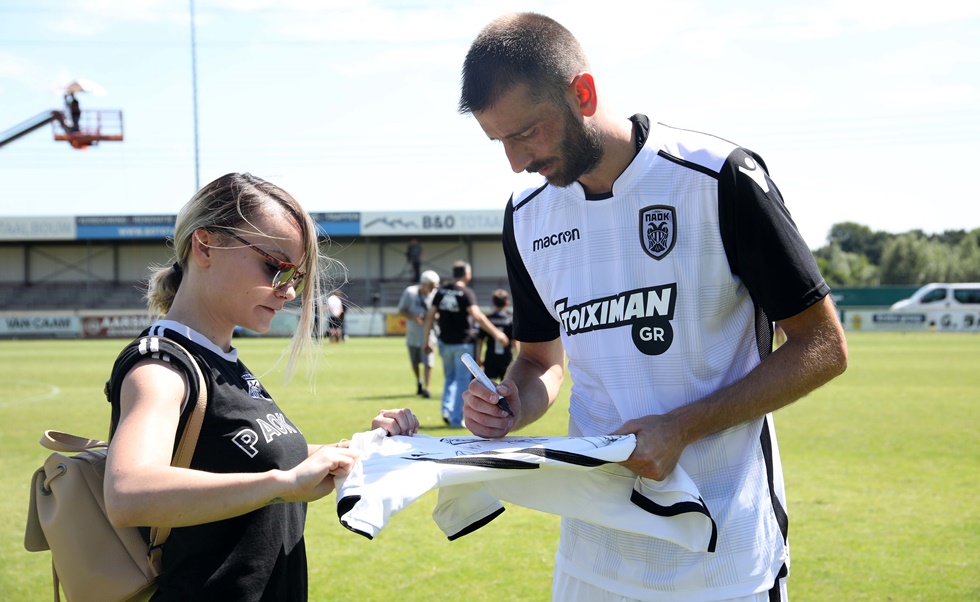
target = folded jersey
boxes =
[336,429,717,552]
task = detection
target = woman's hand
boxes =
[281,446,360,503]
[372,408,420,436]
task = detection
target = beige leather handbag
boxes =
[25,340,207,602]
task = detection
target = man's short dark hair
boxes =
[452,261,470,279]
[459,12,590,114]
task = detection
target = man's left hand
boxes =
[612,413,688,481]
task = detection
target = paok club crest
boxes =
[639,205,676,260]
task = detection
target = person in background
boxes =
[423,260,509,427]
[63,92,81,132]
[326,290,344,343]
[474,288,518,382]
[312,298,321,340]
[104,172,418,602]
[458,13,847,601]
[405,238,423,283]
[397,269,440,398]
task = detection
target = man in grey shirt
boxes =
[397,270,440,397]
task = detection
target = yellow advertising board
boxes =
[386,313,408,335]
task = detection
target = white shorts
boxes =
[551,564,788,602]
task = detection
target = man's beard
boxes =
[530,106,605,188]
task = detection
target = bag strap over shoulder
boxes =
[45,335,208,468]
[40,335,209,579]
[158,337,208,471]
[146,337,209,575]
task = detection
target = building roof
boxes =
[0,209,506,242]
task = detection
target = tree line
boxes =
[812,222,980,287]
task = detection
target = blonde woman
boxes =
[104,173,417,601]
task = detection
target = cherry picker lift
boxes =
[0,80,123,150]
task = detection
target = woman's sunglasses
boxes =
[213,230,306,294]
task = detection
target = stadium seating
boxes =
[0,278,510,313]
[0,282,144,311]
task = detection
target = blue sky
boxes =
[1,0,978,249]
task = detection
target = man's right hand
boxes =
[462,378,517,438]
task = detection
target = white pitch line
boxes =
[0,380,62,407]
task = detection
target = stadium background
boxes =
[5,209,977,338]
[0,209,512,339]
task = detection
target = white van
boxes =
[890,283,980,311]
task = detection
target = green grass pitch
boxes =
[1,332,977,601]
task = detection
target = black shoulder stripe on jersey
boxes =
[503,198,562,342]
[655,149,720,180]
[512,182,549,212]
[717,146,830,321]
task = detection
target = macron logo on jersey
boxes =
[555,283,678,356]
[737,156,770,193]
[533,228,581,252]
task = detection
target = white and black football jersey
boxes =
[502,115,828,600]
[335,429,716,553]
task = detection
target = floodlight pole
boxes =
[190,0,201,190]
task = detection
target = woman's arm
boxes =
[105,359,357,528]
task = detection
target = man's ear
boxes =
[190,228,214,268]
[570,73,598,118]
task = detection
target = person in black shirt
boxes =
[474,289,518,381]
[104,173,418,601]
[422,261,508,427]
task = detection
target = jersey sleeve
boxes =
[503,197,561,342]
[717,148,830,322]
[105,333,204,445]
